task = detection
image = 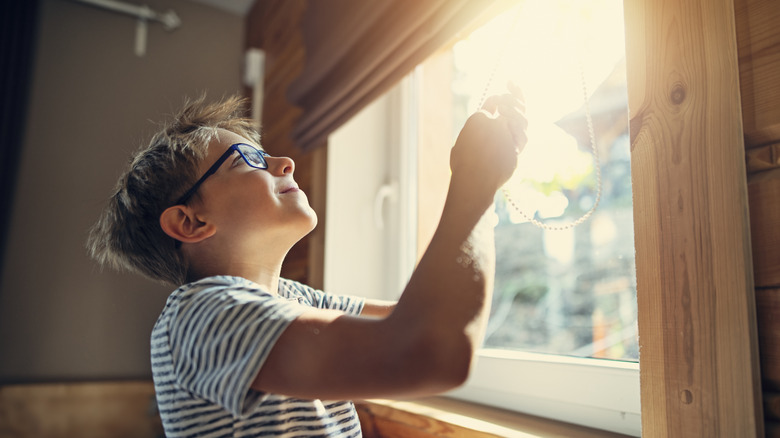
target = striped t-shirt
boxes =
[150,275,365,437]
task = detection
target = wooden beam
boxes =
[307,143,328,290]
[624,0,764,435]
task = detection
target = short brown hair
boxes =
[87,95,261,285]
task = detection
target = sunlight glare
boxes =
[454,0,626,219]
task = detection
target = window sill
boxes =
[356,397,632,438]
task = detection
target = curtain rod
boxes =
[71,0,181,30]
[68,0,181,56]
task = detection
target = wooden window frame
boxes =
[624,0,763,435]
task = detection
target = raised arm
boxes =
[253,91,527,400]
[360,298,397,318]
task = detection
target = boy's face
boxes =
[192,129,318,248]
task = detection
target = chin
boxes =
[304,208,318,231]
[291,206,318,234]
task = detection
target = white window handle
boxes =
[373,182,397,230]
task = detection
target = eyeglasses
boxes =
[174,143,269,205]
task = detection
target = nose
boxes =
[269,156,295,175]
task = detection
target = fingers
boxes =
[481,81,525,113]
[481,96,527,138]
[497,103,526,125]
[508,119,528,149]
[508,81,524,101]
[480,82,528,150]
[481,93,524,116]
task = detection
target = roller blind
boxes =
[286,0,513,150]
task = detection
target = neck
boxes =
[184,241,289,295]
[225,259,284,294]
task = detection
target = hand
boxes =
[450,83,528,197]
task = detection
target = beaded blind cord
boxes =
[476,10,602,232]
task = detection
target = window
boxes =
[327,1,639,435]
[325,75,418,302]
[420,0,636,359]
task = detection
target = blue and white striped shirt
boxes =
[150,276,365,437]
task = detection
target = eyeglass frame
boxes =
[174,143,270,206]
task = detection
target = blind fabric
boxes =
[286,0,512,150]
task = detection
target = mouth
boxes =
[280,184,300,194]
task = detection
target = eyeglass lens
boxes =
[237,144,268,169]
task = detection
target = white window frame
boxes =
[325,75,418,301]
[449,350,640,435]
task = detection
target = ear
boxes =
[159,205,217,244]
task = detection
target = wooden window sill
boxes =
[356,397,631,438]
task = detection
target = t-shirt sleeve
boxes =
[282,279,364,315]
[168,282,305,418]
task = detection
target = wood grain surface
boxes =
[624,0,763,435]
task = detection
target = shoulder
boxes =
[163,276,306,344]
[159,276,283,322]
[179,275,272,300]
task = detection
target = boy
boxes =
[88,90,526,437]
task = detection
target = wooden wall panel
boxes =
[734,0,780,148]
[0,381,161,438]
[624,0,763,435]
[758,288,780,436]
[737,1,780,434]
[750,163,780,430]
[748,166,780,287]
[746,150,780,438]
[756,287,780,390]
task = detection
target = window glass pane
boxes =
[439,0,636,361]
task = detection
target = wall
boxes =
[736,0,780,433]
[0,0,244,382]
